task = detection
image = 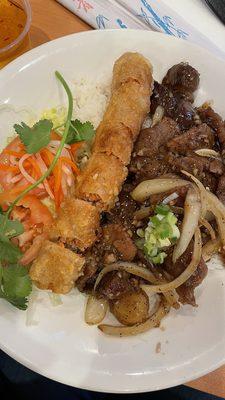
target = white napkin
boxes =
[57,0,225,59]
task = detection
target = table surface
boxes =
[4,0,225,397]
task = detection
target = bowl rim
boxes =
[0,0,32,55]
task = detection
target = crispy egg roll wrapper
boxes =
[30,241,85,294]
[92,122,133,165]
[49,198,100,251]
[102,81,151,141]
[75,153,127,210]
[112,52,153,91]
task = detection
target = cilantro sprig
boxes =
[0,71,74,310]
[14,119,53,154]
[0,263,32,310]
[0,213,31,309]
[66,119,95,144]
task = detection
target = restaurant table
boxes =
[3,0,225,397]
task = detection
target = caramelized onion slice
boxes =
[98,300,170,337]
[200,218,216,241]
[194,149,221,160]
[173,186,201,263]
[152,105,164,127]
[131,178,190,202]
[85,295,108,325]
[145,228,202,293]
[202,238,221,262]
[181,170,207,217]
[206,191,225,252]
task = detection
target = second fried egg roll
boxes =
[92,121,133,165]
[75,153,127,210]
[49,198,100,251]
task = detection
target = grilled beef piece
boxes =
[131,157,170,184]
[217,174,225,204]
[174,100,197,131]
[76,251,99,292]
[162,63,200,98]
[151,81,178,117]
[164,243,208,306]
[167,153,218,192]
[132,117,180,158]
[130,117,179,182]
[198,106,225,153]
[167,123,215,154]
[176,258,208,306]
[108,188,138,232]
[98,271,134,300]
[102,223,137,262]
[77,222,137,292]
[151,82,197,131]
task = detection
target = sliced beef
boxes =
[76,252,99,292]
[151,82,197,131]
[217,174,225,204]
[151,81,178,117]
[174,100,197,131]
[102,223,137,261]
[198,106,225,152]
[162,63,200,97]
[176,258,208,306]
[208,159,224,176]
[167,153,218,192]
[108,188,138,231]
[133,117,180,158]
[130,157,170,183]
[130,117,179,181]
[77,222,137,292]
[167,123,215,154]
[98,271,134,300]
[164,242,208,306]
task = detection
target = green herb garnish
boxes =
[0,71,74,310]
[14,119,53,154]
[137,204,180,264]
[6,71,73,218]
[66,119,95,144]
[0,263,32,310]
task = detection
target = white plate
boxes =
[0,30,225,393]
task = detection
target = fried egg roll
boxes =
[92,53,153,165]
[92,122,133,165]
[75,152,127,210]
[30,241,85,294]
[112,52,152,92]
[49,198,100,251]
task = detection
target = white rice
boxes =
[71,78,111,129]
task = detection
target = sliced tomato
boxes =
[17,195,53,226]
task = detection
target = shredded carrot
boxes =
[3,149,25,157]
[51,131,62,141]
[54,159,62,209]
[70,142,84,155]
[40,148,54,167]
[60,157,80,175]
[0,163,19,173]
[26,157,42,178]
